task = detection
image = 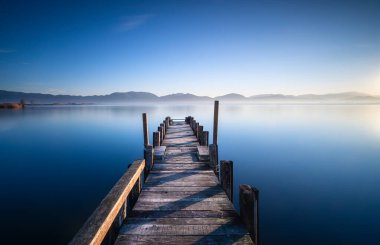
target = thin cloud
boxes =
[0,49,16,53]
[116,14,154,32]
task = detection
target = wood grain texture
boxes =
[115,234,254,245]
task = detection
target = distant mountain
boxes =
[160,93,211,101]
[250,94,295,101]
[215,93,247,101]
[1,90,380,104]
[0,90,158,103]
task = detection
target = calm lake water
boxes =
[1,104,380,244]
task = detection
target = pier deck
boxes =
[115,121,254,244]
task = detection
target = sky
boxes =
[1,0,380,97]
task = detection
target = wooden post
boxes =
[191,120,196,132]
[144,144,153,179]
[160,123,165,139]
[239,185,259,245]
[213,100,219,145]
[195,122,199,139]
[185,116,191,124]
[165,117,170,128]
[142,113,149,146]
[209,144,219,178]
[201,131,209,146]
[220,160,233,202]
[153,131,160,147]
[158,126,163,142]
[198,125,203,143]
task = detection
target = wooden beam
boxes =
[142,113,149,146]
[213,100,219,145]
[158,126,163,142]
[201,131,209,146]
[153,131,160,147]
[144,145,154,178]
[220,160,233,202]
[239,184,259,245]
[198,125,203,144]
[209,144,219,178]
[69,160,145,245]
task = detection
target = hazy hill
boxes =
[1,90,380,104]
[160,93,211,101]
[215,93,247,101]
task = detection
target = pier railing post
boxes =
[239,185,259,245]
[198,125,203,144]
[195,122,199,139]
[201,131,209,146]
[220,160,233,202]
[153,131,160,147]
[209,144,219,178]
[144,145,153,179]
[213,100,219,145]
[142,113,149,146]
[158,126,163,142]
[160,123,165,139]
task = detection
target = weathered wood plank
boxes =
[143,181,219,187]
[153,146,166,160]
[152,164,209,170]
[115,234,254,245]
[119,224,249,236]
[125,217,242,225]
[132,200,234,211]
[138,192,226,199]
[129,210,239,219]
[141,186,223,193]
[146,173,217,182]
[197,145,210,161]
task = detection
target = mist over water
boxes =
[1,104,379,244]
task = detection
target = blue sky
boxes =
[1,0,380,96]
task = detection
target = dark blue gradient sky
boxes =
[1,0,380,96]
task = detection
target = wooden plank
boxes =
[153,146,166,160]
[119,224,249,236]
[129,210,239,219]
[149,170,214,174]
[137,196,230,203]
[147,171,216,178]
[138,192,226,199]
[70,160,145,245]
[152,164,209,170]
[146,173,218,182]
[143,181,219,187]
[132,200,234,211]
[125,217,242,225]
[115,234,254,244]
[197,145,210,161]
[141,186,223,193]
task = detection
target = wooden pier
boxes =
[70,101,259,245]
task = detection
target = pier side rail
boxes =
[70,159,145,245]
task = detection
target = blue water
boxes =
[1,104,379,244]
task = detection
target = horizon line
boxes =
[1,89,379,98]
